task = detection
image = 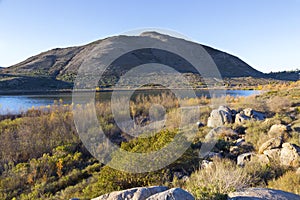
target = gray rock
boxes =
[269,124,288,134]
[263,149,281,161]
[258,137,282,154]
[256,154,270,165]
[243,108,266,121]
[207,106,233,127]
[201,160,214,169]
[92,186,168,200]
[237,153,254,166]
[268,124,288,138]
[243,108,253,117]
[280,143,300,167]
[146,188,195,200]
[228,188,300,200]
[235,113,250,124]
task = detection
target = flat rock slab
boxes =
[228,188,300,200]
[146,188,194,200]
[92,186,168,200]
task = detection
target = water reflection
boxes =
[0,90,260,115]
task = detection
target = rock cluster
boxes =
[207,106,266,128]
[235,125,300,168]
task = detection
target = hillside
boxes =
[0,32,274,91]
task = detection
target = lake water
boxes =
[0,90,260,115]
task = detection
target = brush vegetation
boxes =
[0,81,300,199]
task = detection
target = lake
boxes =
[0,90,260,115]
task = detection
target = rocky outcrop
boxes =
[228,188,300,200]
[235,113,250,125]
[92,186,168,200]
[207,106,266,127]
[243,108,266,121]
[257,139,300,167]
[207,106,234,127]
[92,186,194,200]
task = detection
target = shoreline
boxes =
[0,87,262,95]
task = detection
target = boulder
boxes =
[243,108,253,117]
[207,106,233,127]
[263,149,281,161]
[256,154,270,165]
[228,188,300,200]
[258,137,282,154]
[146,188,194,200]
[280,143,300,167]
[237,152,254,166]
[235,113,250,124]
[201,160,214,169]
[243,108,266,120]
[92,186,168,200]
[269,124,288,134]
[268,124,288,138]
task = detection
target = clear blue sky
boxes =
[0,0,299,73]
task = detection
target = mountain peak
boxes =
[139,31,173,41]
[139,31,168,37]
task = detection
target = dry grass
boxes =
[185,158,252,200]
[268,170,300,195]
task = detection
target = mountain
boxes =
[0,32,273,91]
[268,70,300,81]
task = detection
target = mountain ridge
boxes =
[0,32,296,91]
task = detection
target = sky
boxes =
[0,0,299,73]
